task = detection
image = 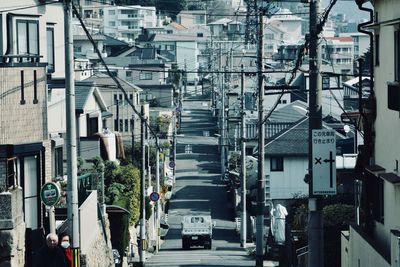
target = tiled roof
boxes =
[75,83,94,111]
[265,118,309,156]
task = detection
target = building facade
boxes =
[103,5,157,44]
[342,1,400,267]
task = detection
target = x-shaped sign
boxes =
[315,157,322,164]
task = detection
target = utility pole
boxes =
[256,8,266,267]
[64,0,80,265]
[221,66,226,176]
[184,60,187,97]
[240,65,247,247]
[308,0,323,266]
[155,137,160,252]
[116,99,120,131]
[140,105,146,266]
[131,115,135,161]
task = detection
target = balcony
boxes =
[117,14,143,20]
[0,54,43,65]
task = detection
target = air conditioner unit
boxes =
[387,81,400,111]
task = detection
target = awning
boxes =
[379,172,400,185]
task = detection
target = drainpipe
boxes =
[5,13,13,59]
[356,0,374,96]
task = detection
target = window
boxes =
[113,94,118,105]
[197,32,203,37]
[17,20,39,56]
[109,21,115,27]
[270,157,283,171]
[395,30,400,81]
[165,44,174,51]
[126,71,132,78]
[108,10,115,15]
[54,147,63,178]
[124,119,129,132]
[139,72,152,80]
[119,119,123,132]
[7,158,18,188]
[46,27,55,73]
[74,46,82,53]
[372,177,384,223]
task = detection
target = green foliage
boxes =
[322,204,355,228]
[228,152,240,171]
[104,162,141,226]
[150,115,172,138]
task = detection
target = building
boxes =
[176,10,207,28]
[322,36,355,75]
[341,1,400,267]
[0,1,66,265]
[83,73,143,141]
[103,5,157,44]
[74,0,113,32]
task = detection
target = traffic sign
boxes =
[150,192,160,202]
[169,161,175,168]
[312,129,337,195]
[40,182,61,206]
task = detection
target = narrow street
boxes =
[145,96,254,266]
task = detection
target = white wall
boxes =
[347,225,391,267]
[266,156,308,200]
[176,41,199,83]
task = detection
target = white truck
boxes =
[181,215,214,249]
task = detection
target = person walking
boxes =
[35,233,66,267]
[59,232,72,267]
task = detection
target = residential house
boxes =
[103,47,175,108]
[342,1,400,267]
[83,73,143,141]
[176,10,207,28]
[73,28,107,61]
[103,5,157,44]
[103,34,130,57]
[75,0,113,32]
[0,1,66,265]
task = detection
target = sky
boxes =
[321,0,374,21]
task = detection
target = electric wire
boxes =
[72,2,162,150]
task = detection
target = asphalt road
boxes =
[145,98,254,267]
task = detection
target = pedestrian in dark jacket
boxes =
[35,233,66,267]
[59,231,72,267]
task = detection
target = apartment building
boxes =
[103,5,157,44]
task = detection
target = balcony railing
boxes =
[0,54,42,64]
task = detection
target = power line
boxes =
[72,2,162,150]
[0,1,58,13]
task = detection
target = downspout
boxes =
[357,0,374,96]
[5,13,13,59]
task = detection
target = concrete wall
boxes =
[346,225,390,267]
[79,191,114,267]
[0,189,25,267]
[0,67,48,144]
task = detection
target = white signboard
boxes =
[312,129,337,195]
